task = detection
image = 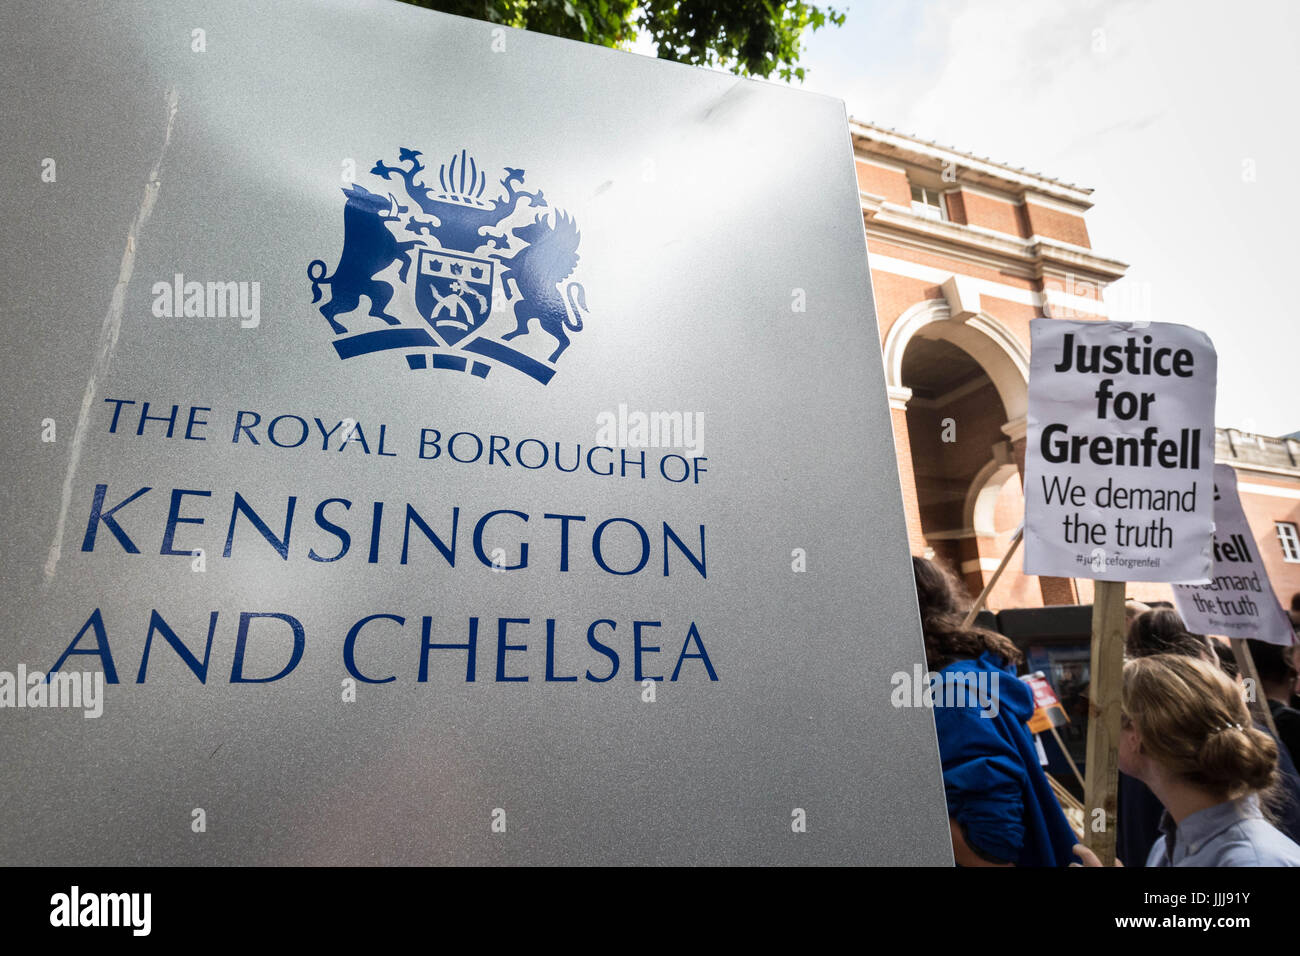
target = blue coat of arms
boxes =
[307,147,589,384]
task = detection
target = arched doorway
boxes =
[882,297,1074,605]
[882,298,1029,426]
[899,334,1011,592]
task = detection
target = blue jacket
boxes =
[932,651,1079,866]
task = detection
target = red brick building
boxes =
[853,120,1300,617]
[1213,429,1300,614]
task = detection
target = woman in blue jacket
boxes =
[913,557,1080,866]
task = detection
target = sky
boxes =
[647,0,1300,435]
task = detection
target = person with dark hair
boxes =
[1125,608,1212,661]
[1290,636,1300,712]
[1125,600,1151,629]
[1247,639,1300,768]
[912,557,1078,866]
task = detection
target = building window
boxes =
[910,184,947,221]
[1278,522,1300,562]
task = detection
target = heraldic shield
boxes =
[414,248,495,346]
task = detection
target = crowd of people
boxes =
[913,556,1300,867]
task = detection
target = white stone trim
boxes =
[887,385,914,410]
[867,223,1041,279]
[848,121,1095,206]
[941,274,983,322]
[868,254,1039,307]
[956,183,1019,204]
[1000,416,1028,443]
[1032,235,1101,258]
[855,153,909,174]
[962,557,1006,574]
[1215,460,1300,480]
[1237,481,1300,501]
[1043,288,1109,318]
[962,221,1031,244]
[862,195,1129,283]
[870,252,1111,319]
[872,201,1046,266]
[1023,192,1092,216]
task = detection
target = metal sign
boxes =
[0,0,950,864]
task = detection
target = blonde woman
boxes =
[1079,653,1300,866]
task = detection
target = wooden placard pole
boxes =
[1230,638,1280,740]
[961,526,1024,628]
[1049,724,1086,792]
[1083,579,1127,865]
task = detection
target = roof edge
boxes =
[849,119,1095,207]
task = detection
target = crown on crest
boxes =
[434,148,493,209]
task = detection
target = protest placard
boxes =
[1024,318,1216,583]
[1023,672,1069,734]
[1173,464,1295,645]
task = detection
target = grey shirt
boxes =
[1147,794,1300,866]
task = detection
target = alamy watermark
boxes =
[1044,273,1153,326]
[890,663,1001,718]
[0,666,104,718]
[596,403,703,457]
[50,886,150,936]
[152,273,261,328]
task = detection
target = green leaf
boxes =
[399,0,844,78]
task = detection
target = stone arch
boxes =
[882,298,1029,423]
[964,457,1020,537]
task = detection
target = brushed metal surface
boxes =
[0,0,951,865]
